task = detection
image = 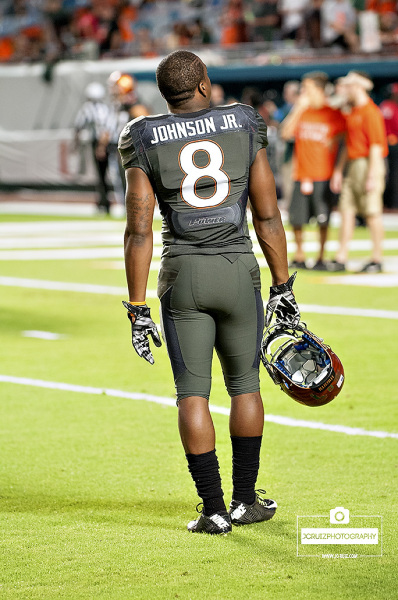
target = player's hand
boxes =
[265,272,301,329]
[122,301,162,365]
[295,91,310,111]
[365,174,376,192]
[330,170,343,194]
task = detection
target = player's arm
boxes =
[366,144,383,192]
[330,143,347,194]
[249,148,300,328]
[123,167,161,364]
[124,167,155,301]
[249,148,289,286]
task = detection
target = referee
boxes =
[74,82,112,214]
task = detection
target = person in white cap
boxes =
[329,71,388,273]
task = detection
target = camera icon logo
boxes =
[330,507,350,524]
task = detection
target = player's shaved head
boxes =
[156,50,206,107]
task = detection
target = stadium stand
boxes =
[0,0,397,63]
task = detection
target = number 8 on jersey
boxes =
[179,140,230,208]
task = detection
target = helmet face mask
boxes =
[261,324,344,407]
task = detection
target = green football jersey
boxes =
[118,103,268,257]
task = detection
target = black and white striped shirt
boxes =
[74,100,111,142]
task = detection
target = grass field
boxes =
[0,208,397,599]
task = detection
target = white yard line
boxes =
[298,304,398,320]
[22,330,67,340]
[1,238,398,258]
[323,273,398,288]
[0,247,163,260]
[1,277,397,318]
[0,276,156,297]
[0,374,397,440]
[0,221,125,234]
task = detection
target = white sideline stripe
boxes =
[0,276,157,298]
[0,247,162,260]
[324,273,398,288]
[299,303,398,320]
[1,237,398,260]
[22,330,66,340]
[0,231,164,249]
[1,277,397,319]
[0,375,397,440]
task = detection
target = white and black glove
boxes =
[122,301,162,365]
[265,272,300,329]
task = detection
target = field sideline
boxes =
[0,209,397,599]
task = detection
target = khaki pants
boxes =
[339,158,386,216]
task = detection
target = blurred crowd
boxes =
[0,0,397,63]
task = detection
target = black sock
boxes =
[186,449,226,516]
[231,435,262,505]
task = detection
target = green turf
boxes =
[0,215,397,599]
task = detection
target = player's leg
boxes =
[178,396,215,455]
[366,214,383,265]
[330,164,357,269]
[158,256,229,533]
[215,254,277,524]
[360,162,385,272]
[292,226,305,264]
[289,182,309,267]
[312,181,332,268]
[92,142,110,212]
[107,144,125,205]
[335,209,355,265]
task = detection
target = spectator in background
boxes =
[249,0,280,43]
[191,18,212,45]
[281,72,346,270]
[380,83,398,209]
[273,81,300,208]
[136,26,158,57]
[379,10,398,47]
[327,76,351,112]
[220,0,247,45]
[278,0,309,43]
[321,0,359,52]
[330,71,388,273]
[210,83,226,106]
[305,0,323,48]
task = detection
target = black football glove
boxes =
[265,272,301,329]
[122,301,162,365]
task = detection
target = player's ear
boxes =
[198,79,207,98]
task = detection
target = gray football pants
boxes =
[157,253,264,404]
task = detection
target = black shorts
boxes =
[289,181,333,227]
[157,253,264,404]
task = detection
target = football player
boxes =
[105,72,151,206]
[119,51,300,534]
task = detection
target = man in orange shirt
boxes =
[281,72,346,270]
[330,71,388,273]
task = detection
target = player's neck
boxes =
[168,100,211,115]
[354,92,369,107]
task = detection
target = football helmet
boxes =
[261,324,344,407]
[108,71,137,104]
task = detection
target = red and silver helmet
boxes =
[261,324,344,407]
